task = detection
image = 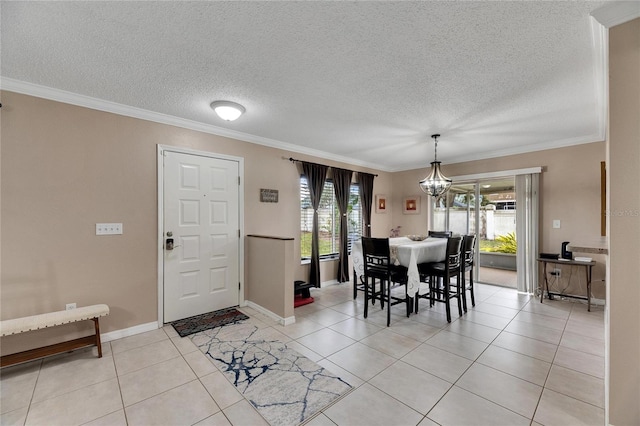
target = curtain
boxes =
[333,168,353,282]
[515,173,539,294]
[302,162,328,287]
[359,172,375,237]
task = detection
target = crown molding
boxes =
[591,1,640,28]
[0,78,392,172]
[397,133,605,173]
[0,77,606,174]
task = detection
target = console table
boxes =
[537,258,596,311]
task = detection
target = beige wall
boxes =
[0,91,390,354]
[392,142,606,298]
[0,89,607,357]
[608,17,640,426]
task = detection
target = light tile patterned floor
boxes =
[0,282,605,426]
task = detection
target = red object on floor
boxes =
[294,295,314,308]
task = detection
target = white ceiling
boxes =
[1,1,610,172]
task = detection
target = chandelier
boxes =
[419,134,452,197]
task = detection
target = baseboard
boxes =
[537,293,606,307]
[320,279,341,288]
[101,321,159,343]
[245,301,296,326]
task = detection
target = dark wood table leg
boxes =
[541,261,548,304]
[587,265,593,312]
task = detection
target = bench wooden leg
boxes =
[93,317,103,358]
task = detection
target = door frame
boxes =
[157,145,245,326]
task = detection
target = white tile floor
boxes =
[0,282,605,426]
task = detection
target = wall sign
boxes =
[260,188,279,203]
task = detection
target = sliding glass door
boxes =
[430,177,518,289]
[429,169,540,293]
[476,178,517,288]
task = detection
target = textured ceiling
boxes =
[1,1,608,171]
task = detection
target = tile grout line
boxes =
[187,347,238,426]
[535,301,606,410]
[421,295,538,423]
[23,358,43,426]
[54,282,600,426]
[353,285,523,423]
[108,341,129,426]
[284,285,602,424]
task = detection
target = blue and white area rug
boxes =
[191,321,353,426]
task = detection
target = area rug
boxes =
[190,321,353,426]
[170,307,249,337]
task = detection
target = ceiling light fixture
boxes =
[419,134,452,197]
[210,100,245,121]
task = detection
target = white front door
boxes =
[163,150,240,322]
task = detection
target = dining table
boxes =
[352,236,448,299]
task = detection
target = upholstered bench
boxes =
[0,304,110,367]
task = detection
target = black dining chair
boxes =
[415,236,463,323]
[461,234,477,312]
[353,268,366,300]
[428,230,453,238]
[361,237,410,326]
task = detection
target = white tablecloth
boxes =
[352,237,448,297]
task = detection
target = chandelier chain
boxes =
[431,133,441,162]
[434,136,438,162]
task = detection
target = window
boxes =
[300,176,362,260]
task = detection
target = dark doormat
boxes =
[171,307,249,337]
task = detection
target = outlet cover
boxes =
[553,220,561,229]
[66,303,77,310]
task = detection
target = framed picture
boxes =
[375,194,387,214]
[403,196,421,214]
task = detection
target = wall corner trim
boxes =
[245,301,296,326]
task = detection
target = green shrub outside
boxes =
[481,232,517,254]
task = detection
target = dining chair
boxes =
[361,237,410,326]
[428,230,453,238]
[461,234,477,312]
[415,236,463,323]
[353,268,366,300]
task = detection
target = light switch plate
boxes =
[96,223,123,235]
[553,220,561,229]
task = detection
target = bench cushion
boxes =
[0,304,110,337]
